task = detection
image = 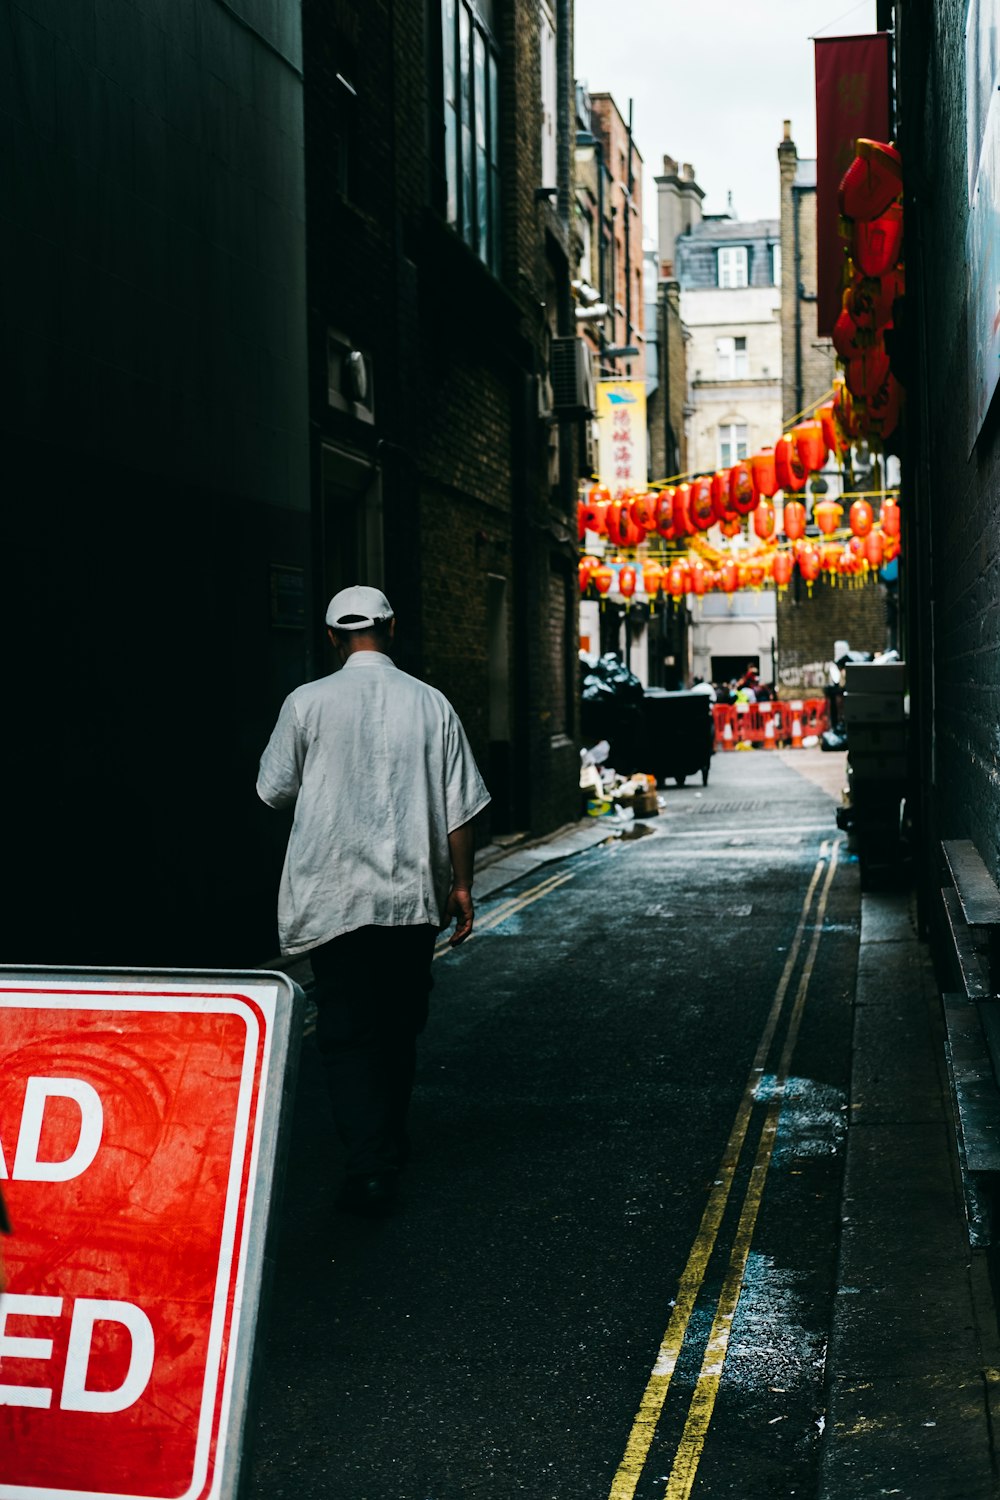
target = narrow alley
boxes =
[249,752,993,1499]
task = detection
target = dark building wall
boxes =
[2,0,310,965]
[896,0,1000,883]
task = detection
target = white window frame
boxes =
[718,422,748,467]
[717,245,748,288]
[771,243,781,286]
[715,335,748,379]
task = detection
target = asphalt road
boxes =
[249,750,859,1499]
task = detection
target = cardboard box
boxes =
[847,723,908,754]
[844,662,906,693]
[632,791,660,817]
[843,692,907,724]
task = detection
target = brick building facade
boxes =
[303,0,582,847]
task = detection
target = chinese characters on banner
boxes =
[596,380,648,498]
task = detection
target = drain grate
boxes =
[695,799,771,815]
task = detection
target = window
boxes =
[715,335,748,379]
[717,245,748,288]
[442,0,501,272]
[540,0,557,189]
[771,243,781,285]
[719,423,748,466]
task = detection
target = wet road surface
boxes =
[250,750,858,1499]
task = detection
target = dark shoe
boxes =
[337,1172,398,1216]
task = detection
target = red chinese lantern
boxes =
[882,534,901,562]
[822,541,843,575]
[689,559,708,595]
[656,488,677,539]
[689,475,715,531]
[793,419,829,474]
[774,434,807,493]
[864,530,885,569]
[578,497,609,539]
[711,469,738,524]
[880,495,901,536]
[798,545,821,591]
[847,268,903,331]
[751,448,778,499]
[673,483,695,537]
[816,402,844,458]
[606,499,643,548]
[720,516,742,538]
[846,346,891,402]
[833,379,862,441]
[666,563,686,600]
[753,501,777,541]
[772,551,794,590]
[748,558,766,589]
[642,561,663,600]
[618,564,637,600]
[579,555,600,593]
[850,499,874,537]
[592,563,613,597]
[630,491,659,532]
[720,559,739,594]
[832,306,874,362]
[854,201,904,277]
[867,372,902,437]
[729,461,757,515]
[783,498,806,541]
[838,546,860,582]
[839,139,902,222]
[813,499,844,535]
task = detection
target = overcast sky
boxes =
[574,0,879,238]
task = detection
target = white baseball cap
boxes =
[325,585,395,630]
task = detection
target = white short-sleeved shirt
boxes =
[256,652,491,955]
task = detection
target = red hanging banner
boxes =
[815,33,891,336]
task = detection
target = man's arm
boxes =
[257,696,304,809]
[443,819,476,945]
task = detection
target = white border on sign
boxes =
[0,984,278,1500]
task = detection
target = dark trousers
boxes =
[310,924,438,1178]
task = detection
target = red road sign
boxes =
[0,969,303,1500]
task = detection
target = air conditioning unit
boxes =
[550,336,595,415]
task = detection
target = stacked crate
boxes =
[842,662,908,885]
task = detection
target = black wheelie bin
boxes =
[643,689,714,787]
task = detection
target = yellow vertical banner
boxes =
[596,381,648,498]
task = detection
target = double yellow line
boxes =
[609,839,841,1500]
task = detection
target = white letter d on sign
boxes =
[61,1300,156,1413]
[2,1077,104,1182]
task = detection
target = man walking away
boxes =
[257,586,491,1215]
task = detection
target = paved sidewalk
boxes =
[820,890,1000,1499]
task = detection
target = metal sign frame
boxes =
[0,965,305,1500]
